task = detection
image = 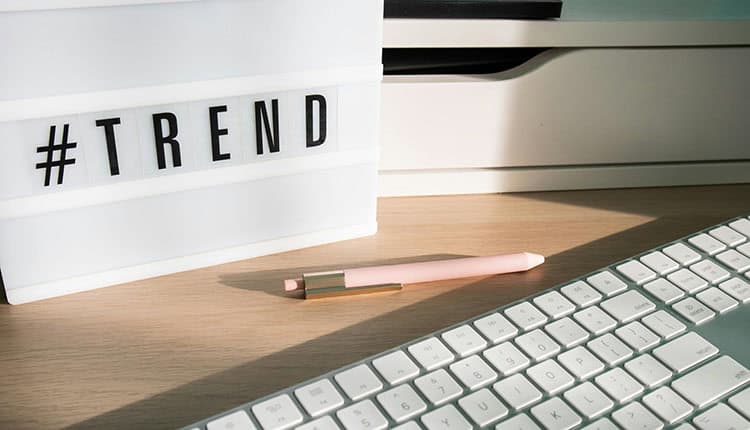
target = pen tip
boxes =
[284,278,305,291]
[525,252,545,268]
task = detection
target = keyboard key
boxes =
[533,291,576,319]
[615,321,660,352]
[668,268,709,294]
[252,395,303,430]
[441,325,487,357]
[643,278,684,304]
[741,243,750,258]
[544,317,589,348]
[641,310,686,339]
[392,422,419,430]
[561,280,602,307]
[505,302,548,331]
[672,355,750,408]
[696,287,739,313]
[493,373,543,410]
[587,271,628,297]
[717,249,750,272]
[296,415,340,430]
[474,313,518,344]
[449,354,497,390]
[457,388,508,427]
[573,306,617,335]
[674,425,697,430]
[672,297,716,325]
[693,403,750,430]
[557,346,605,380]
[663,242,702,266]
[595,367,644,403]
[730,218,750,237]
[729,387,750,419]
[207,410,256,430]
[689,233,726,255]
[587,333,634,366]
[515,329,560,361]
[640,251,679,275]
[600,290,655,323]
[337,400,387,430]
[653,332,718,373]
[616,260,657,285]
[689,260,730,285]
[530,397,582,430]
[376,384,426,423]
[581,418,618,430]
[294,379,344,417]
[408,337,455,371]
[335,364,383,401]
[372,350,419,385]
[495,413,541,430]
[624,354,672,387]
[642,386,693,424]
[414,369,462,406]
[526,359,575,395]
[709,225,747,246]
[641,310,687,339]
[483,342,530,376]
[611,402,663,430]
[720,277,750,303]
[563,382,614,419]
[421,404,471,430]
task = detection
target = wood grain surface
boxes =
[1,185,749,429]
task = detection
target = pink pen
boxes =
[284,252,544,299]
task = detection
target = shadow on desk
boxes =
[217,254,467,299]
[65,185,750,429]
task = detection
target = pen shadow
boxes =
[217,254,468,299]
[63,205,735,429]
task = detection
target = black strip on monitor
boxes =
[383,48,548,75]
[385,0,563,20]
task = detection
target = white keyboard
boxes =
[183,216,750,430]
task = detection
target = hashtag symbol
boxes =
[35,124,77,186]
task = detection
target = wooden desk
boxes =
[1,185,749,429]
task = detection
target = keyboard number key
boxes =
[414,368,463,406]
[336,400,388,430]
[376,384,426,423]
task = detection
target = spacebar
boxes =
[672,356,750,408]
